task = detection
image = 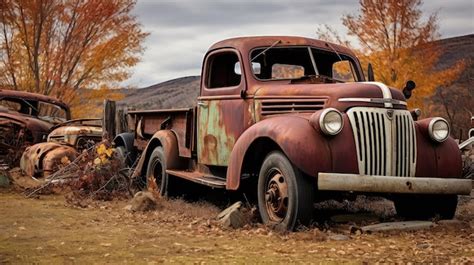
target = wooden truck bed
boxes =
[128,108,195,158]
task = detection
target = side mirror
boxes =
[367,63,375,81]
[402,80,416,99]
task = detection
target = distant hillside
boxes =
[118,76,200,110]
[435,34,473,71]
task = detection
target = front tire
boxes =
[257,151,314,231]
[394,195,458,220]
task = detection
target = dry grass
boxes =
[0,189,473,263]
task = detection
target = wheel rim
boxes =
[264,168,288,222]
[150,159,163,191]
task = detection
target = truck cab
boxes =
[116,36,471,231]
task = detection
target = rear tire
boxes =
[146,147,175,197]
[394,195,458,220]
[257,151,314,231]
[116,145,136,168]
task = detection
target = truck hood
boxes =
[49,125,102,138]
[253,82,407,112]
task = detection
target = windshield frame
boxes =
[248,45,363,83]
[0,96,69,122]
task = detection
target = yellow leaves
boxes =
[60,156,71,166]
[94,143,115,166]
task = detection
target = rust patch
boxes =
[20,142,77,178]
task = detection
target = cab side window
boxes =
[206,51,241,88]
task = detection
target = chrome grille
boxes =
[348,107,416,177]
[260,98,325,116]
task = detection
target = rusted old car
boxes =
[115,36,472,231]
[20,119,102,178]
[0,89,70,166]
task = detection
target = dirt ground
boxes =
[0,187,473,264]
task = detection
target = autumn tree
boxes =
[317,0,465,109]
[0,0,147,117]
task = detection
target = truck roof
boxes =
[208,36,355,57]
[0,89,69,110]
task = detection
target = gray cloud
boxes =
[124,0,473,88]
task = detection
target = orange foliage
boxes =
[0,0,147,110]
[70,85,124,118]
[317,0,465,109]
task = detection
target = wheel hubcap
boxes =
[265,171,288,222]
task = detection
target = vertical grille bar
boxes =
[360,112,368,174]
[367,112,374,175]
[381,115,387,175]
[404,115,410,176]
[371,113,379,175]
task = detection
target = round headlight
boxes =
[319,108,344,135]
[428,118,450,142]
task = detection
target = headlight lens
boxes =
[429,118,449,142]
[319,108,344,135]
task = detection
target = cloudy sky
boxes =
[126,0,474,88]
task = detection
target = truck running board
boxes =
[166,169,226,188]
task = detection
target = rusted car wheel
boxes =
[146,147,174,197]
[257,151,314,231]
[394,195,458,220]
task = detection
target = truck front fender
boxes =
[226,115,332,190]
[131,130,181,181]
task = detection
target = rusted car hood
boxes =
[48,125,102,146]
[253,82,406,112]
[0,111,52,132]
[49,125,102,137]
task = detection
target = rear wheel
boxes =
[116,145,135,167]
[394,195,458,220]
[257,151,314,231]
[146,147,175,197]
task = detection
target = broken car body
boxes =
[0,89,70,166]
[115,36,472,231]
[20,119,102,178]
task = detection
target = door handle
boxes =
[197,101,208,107]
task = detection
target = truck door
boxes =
[197,49,248,166]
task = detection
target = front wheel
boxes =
[257,151,314,231]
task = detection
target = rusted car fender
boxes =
[114,132,136,163]
[226,114,336,190]
[415,118,462,178]
[114,132,135,152]
[20,142,77,178]
[132,130,181,180]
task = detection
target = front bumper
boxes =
[318,173,472,195]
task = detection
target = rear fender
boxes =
[131,130,181,180]
[113,132,136,163]
[113,132,135,151]
[226,115,332,190]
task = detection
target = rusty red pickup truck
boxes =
[115,36,472,231]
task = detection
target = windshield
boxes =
[0,97,67,123]
[250,46,360,82]
[37,101,68,123]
